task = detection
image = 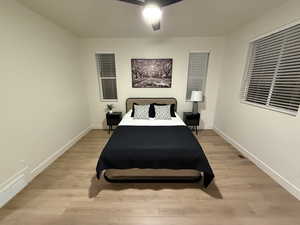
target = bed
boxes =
[96,98,214,187]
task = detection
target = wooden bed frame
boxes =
[103,97,202,183]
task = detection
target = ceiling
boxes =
[17,0,287,38]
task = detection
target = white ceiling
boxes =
[17,0,287,38]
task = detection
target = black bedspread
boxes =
[96,126,214,187]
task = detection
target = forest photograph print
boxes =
[131,58,172,88]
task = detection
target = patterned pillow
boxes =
[131,103,155,118]
[154,105,172,120]
[133,105,150,120]
[154,103,176,117]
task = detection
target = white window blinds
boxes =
[186,52,209,100]
[96,53,118,100]
[241,24,300,114]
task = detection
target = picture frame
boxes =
[131,58,173,88]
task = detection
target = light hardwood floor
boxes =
[1,130,299,225]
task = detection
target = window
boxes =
[186,52,209,100]
[241,24,300,115]
[96,53,118,100]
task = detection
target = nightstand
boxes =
[183,112,200,134]
[106,112,122,134]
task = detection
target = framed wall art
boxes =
[131,58,173,88]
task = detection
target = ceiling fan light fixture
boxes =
[142,3,162,25]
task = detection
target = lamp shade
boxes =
[191,91,203,102]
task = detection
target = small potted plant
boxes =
[106,104,114,114]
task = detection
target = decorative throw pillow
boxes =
[154,103,176,117]
[149,104,155,118]
[131,103,155,118]
[133,105,150,120]
[154,105,172,120]
[131,103,138,117]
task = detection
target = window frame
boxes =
[240,22,300,116]
[95,51,118,102]
[185,51,210,102]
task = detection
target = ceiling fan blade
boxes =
[118,0,183,7]
[148,0,183,7]
[152,21,160,31]
[118,0,146,6]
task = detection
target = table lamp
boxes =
[191,91,203,114]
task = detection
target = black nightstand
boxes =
[183,112,200,134]
[106,112,122,134]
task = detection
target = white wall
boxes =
[81,37,225,129]
[0,0,90,205]
[214,0,300,199]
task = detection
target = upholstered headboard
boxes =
[126,98,177,112]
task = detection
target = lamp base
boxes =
[192,102,198,114]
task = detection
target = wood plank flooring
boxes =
[1,129,299,225]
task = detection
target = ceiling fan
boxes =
[117,0,183,31]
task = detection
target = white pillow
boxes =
[154,105,171,120]
[133,105,150,120]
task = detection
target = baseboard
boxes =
[30,126,91,179]
[0,126,91,208]
[214,126,300,200]
[0,167,28,208]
